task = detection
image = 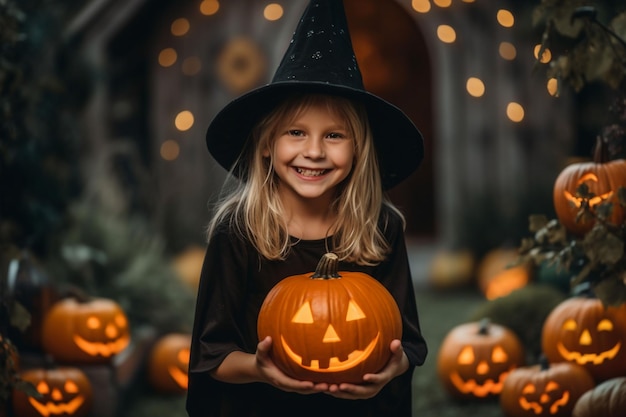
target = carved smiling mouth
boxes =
[73,334,130,357]
[280,333,379,372]
[294,167,329,177]
[556,341,621,364]
[449,369,511,397]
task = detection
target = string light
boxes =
[506,102,525,122]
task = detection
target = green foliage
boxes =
[0,0,85,257]
[519,189,626,307]
[54,203,196,334]
[533,0,626,93]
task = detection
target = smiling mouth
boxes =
[280,333,379,372]
[294,167,329,177]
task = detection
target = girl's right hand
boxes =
[256,336,329,394]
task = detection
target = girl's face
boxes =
[266,100,355,207]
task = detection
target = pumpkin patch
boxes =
[257,253,402,384]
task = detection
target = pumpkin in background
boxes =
[500,357,594,417]
[12,366,93,417]
[257,253,401,384]
[541,296,626,382]
[437,318,525,400]
[572,376,626,417]
[148,333,191,394]
[477,249,531,300]
[171,245,206,290]
[427,248,475,290]
[553,138,626,235]
[42,297,131,364]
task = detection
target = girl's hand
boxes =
[256,336,329,394]
[324,339,409,400]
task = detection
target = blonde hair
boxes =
[207,93,405,265]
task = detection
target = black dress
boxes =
[186,208,427,417]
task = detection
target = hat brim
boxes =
[206,81,424,190]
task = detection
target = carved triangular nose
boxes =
[323,324,341,343]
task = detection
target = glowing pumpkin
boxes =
[572,376,626,417]
[477,248,531,300]
[147,333,191,394]
[428,248,475,290]
[541,296,626,382]
[12,367,93,417]
[500,358,595,417]
[437,318,525,400]
[41,297,131,364]
[553,138,626,235]
[257,252,402,384]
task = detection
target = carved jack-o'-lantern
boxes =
[12,367,93,417]
[257,253,402,384]
[541,296,626,382]
[437,318,525,400]
[41,297,131,364]
[553,138,626,235]
[148,333,191,394]
[500,358,595,417]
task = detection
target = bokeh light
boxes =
[497,9,514,28]
[199,0,219,16]
[437,25,456,43]
[158,48,177,67]
[171,18,190,36]
[499,42,517,60]
[264,4,283,21]
[161,140,180,161]
[175,111,194,131]
[534,44,552,63]
[466,77,485,97]
[411,0,431,13]
[506,102,525,122]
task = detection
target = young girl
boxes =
[187,1,427,416]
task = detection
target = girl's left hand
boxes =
[324,339,409,400]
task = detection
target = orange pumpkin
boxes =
[257,253,402,384]
[541,296,626,382]
[437,318,525,400]
[553,138,626,235]
[477,248,531,300]
[147,333,191,394]
[572,376,626,417]
[12,366,93,417]
[42,297,131,364]
[500,358,595,417]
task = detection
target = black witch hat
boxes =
[206,0,424,189]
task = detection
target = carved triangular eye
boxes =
[292,301,314,323]
[491,346,508,363]
[458,346,474,364]
[346,300,366,321]
[65,380,79,394]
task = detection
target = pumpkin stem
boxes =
[311,253,341,279]
[538,354,550,371]
[593,136,609,163]
[478,317,491,335]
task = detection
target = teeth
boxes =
[296,168,327,177]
